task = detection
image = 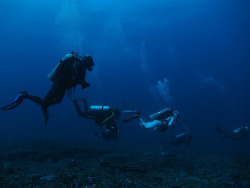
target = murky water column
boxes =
[156,78,173,104]
[139,39,149,73]
[55,0,84,52]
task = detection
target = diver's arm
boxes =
[82,98,88,112]
[76,65,90,89]
[72,100,89,118]
[80,70,90,89]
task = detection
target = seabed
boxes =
[0,140,249,187]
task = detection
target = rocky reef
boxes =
[0,139,249,187]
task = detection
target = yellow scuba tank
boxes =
[149,108,172,120]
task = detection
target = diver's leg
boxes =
[227,134,238,141]
[140,119,161,129]
[39,84,57,126]
[40,81,62,126]
[122,110,141,123]
[43,76,66,108]
[220,132,235,142]
[43,83,60,108]
[49,87,66,106]
[41,79,68,126]
[25,93,43,105]
[215,126,225,135]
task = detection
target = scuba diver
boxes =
[71,98,120,141]
[123,108,180,132]
[164,131,193,147]
[215,126,249,141]
[1,51,94,126]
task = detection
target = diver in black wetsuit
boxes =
[1,51,94,126]
[215,126,249,141]
[71,98,120,140]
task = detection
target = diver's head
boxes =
[83,55,94,71]
[173,111,180,120]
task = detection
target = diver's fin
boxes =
[0,92,27,111]
[42,107,49,127]
[215,126,225,134]
[122,110,140,114]
[122,114,140,123]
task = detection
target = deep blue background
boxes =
[0,0,249,152]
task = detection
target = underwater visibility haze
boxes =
[0,0,249,187]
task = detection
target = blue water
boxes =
[0,0,249,152]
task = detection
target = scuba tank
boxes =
[149,108,172,120]
[233,127,243,134]
[90,105,111,115]
[176,132,187,139]
[48,63,60,82]
[48,52,82,82]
